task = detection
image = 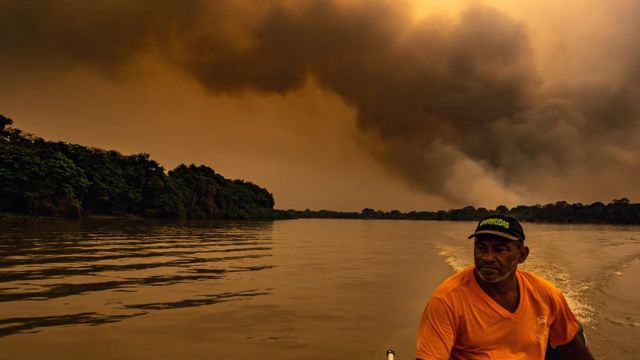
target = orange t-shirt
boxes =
[416,266,579,360]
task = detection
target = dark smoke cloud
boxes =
[1,0,639,205]
[0,0,206,77]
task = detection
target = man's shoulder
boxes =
[518,269,564,298]
[431,265,475,300]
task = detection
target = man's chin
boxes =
[476,269,510,283]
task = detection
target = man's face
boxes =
[474,235,528,283]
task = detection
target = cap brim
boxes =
[468,230,520,241]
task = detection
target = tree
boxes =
[170,164,221,219]
[0,114,13,132]
[495,205,509,214]
[0,118,275,219]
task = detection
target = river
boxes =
[0,219,638,359]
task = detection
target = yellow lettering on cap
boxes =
[479,218,510,229]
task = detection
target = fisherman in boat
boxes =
[415,215,595,359]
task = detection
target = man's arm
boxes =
[415,297,456,360]
[555,330,595,360]
[547,285,595,359]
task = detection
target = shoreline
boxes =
[2,211,639,226]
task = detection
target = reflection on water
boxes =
[0,220,274,338]
[0,312,146,337]
[124,289,271,310]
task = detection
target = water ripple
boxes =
[0,220,275,336]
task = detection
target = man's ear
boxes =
[518,245,530,264]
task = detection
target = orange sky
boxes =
[1,0,638,211]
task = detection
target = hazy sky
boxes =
[1,0,639,211]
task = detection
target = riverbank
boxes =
[274,199,640,224]
[0,211,144,221]
[4,194,639,225]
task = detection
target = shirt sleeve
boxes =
[416,297,457,360]
[547,289,579,346]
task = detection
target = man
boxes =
[416,215,594,359]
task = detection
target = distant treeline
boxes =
[0,115,274,219]
[277,199,640,224]
[3,115,639,224]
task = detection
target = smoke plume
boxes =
[1,0,639,205]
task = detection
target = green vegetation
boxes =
[0,115,274,219]
[277,199,640,224]
[2,114,638,224]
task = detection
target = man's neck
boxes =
[474,268,520,312]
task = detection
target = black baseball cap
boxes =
[468,215,525,242]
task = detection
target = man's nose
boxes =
[480,249,496,262]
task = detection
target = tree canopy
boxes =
[275,199,640,224]
[2,114,637,224]
[0,115,274,219]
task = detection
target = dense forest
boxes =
[278,198,640,224]
[2,114,639,224]
[0,115,275,219]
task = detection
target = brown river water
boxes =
[0,219,639,359]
